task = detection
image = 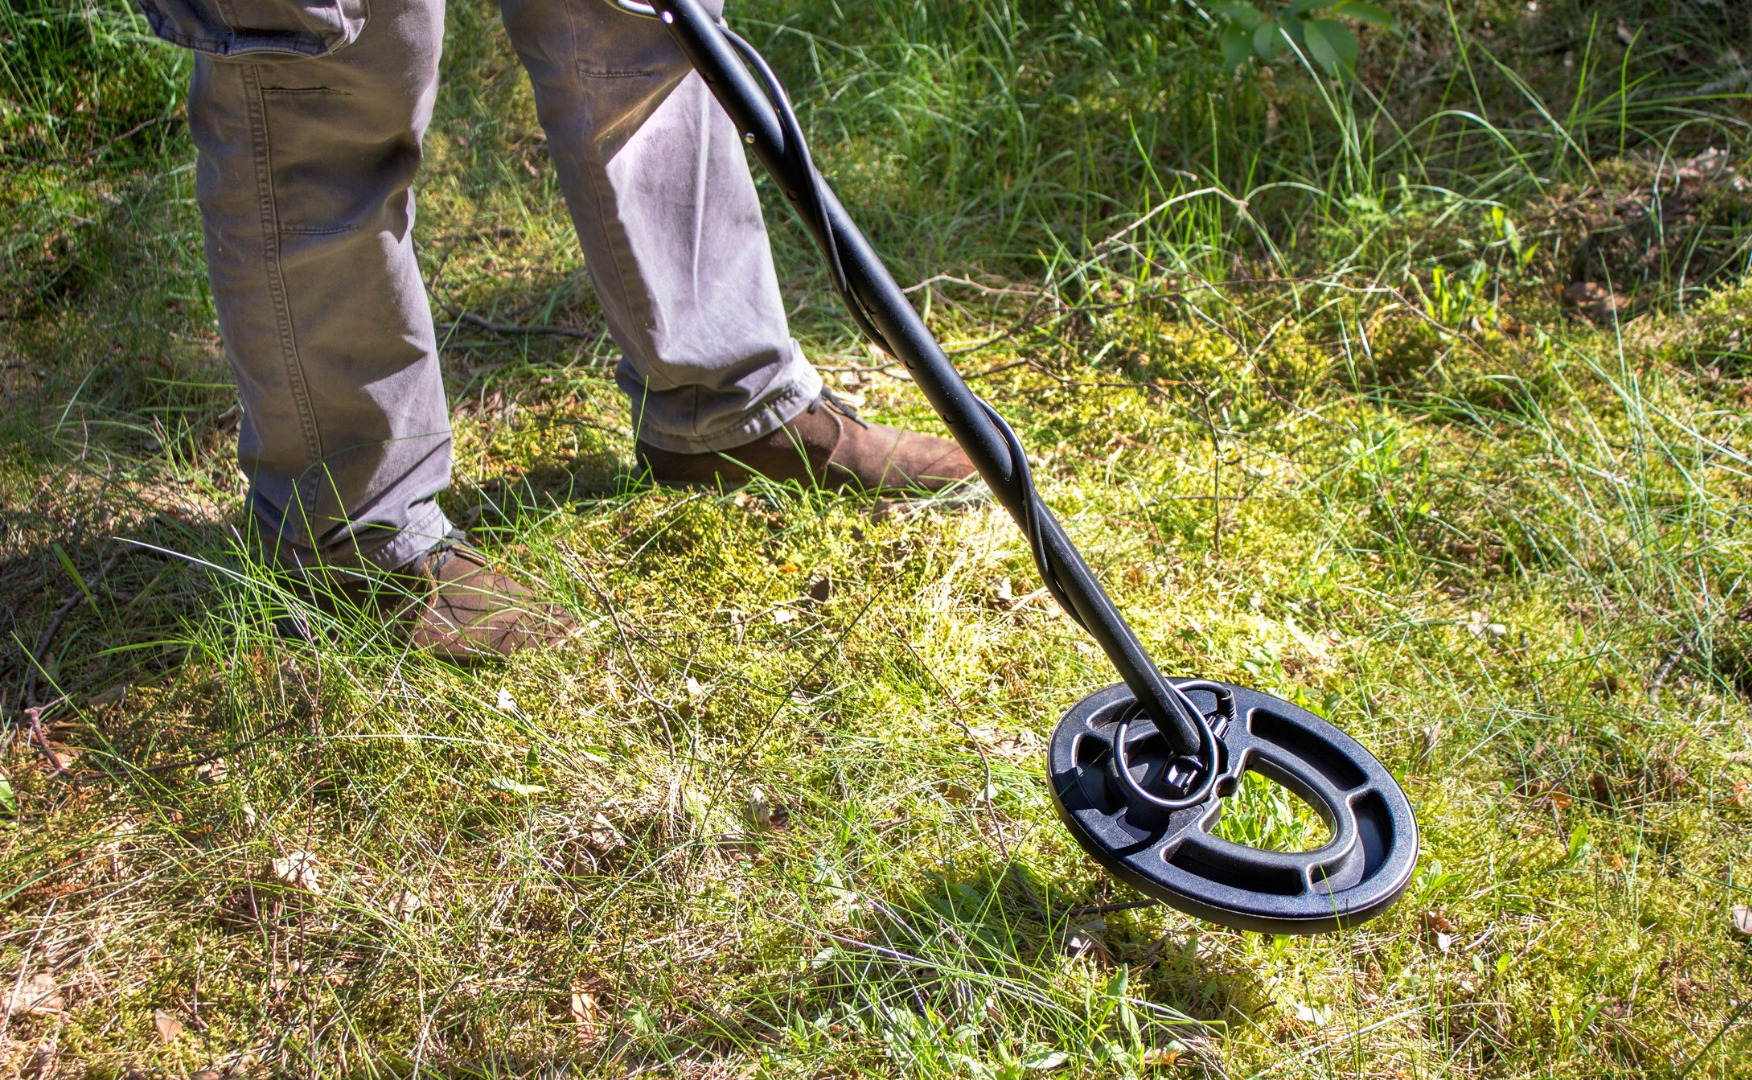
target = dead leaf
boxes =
[2,973,62,1016]
[943,780,998,805]
[585,813,624,850]
[1561,281,1631,324]
[1423,910,1458,934]
[1291,1002,1330,1027]
[389,888,424,920]
[747,785,772,829]
[569,986,601,1043]
[1060,917,1110,961]
[195,757,229,782]
[269,851,321,894]
[807,576,833,603]
[1733,904,1752,939]
[745,786,789,830]
[87,684,129,707]
[1465,610,1508,639]
[154,1009,184,1043]
[967,724,1041,762]
[771,608,798,625]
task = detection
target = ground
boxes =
[2,1,1751,1077]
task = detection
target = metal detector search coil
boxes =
[1050,680,1417,933]
[614,0,1420,934]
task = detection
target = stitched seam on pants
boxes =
[279,223,360,235]
[558,0,680,398]
[244,63,324,532]
[571,104,673,395]
[579,68,653,79]
[581,153,676,390]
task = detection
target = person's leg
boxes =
[188,0,454,571]
[498,0,821,453]
[171,0,576,657]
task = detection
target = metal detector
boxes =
[604,0,1418,935]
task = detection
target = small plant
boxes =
[1427,261,1498,328]
[1209,0,1396,78]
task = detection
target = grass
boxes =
[3,0,1751,1076]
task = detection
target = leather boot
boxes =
[294,533,579,663]
[636,392,976,493]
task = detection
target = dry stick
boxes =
[55,717,302,786]
[1650,599,1752,703]
[21,551,124,777]
[1065,897,1162,919]
[442,311,595,339]
[34,112,183,166]
[697,565,899,823]
[0,896,59,1048]
[1676,995,1752,1080]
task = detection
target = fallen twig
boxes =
[1065,898,1162,919]
[20,550,124,777]
[441,312,594,339]
[1650,599,1752,703]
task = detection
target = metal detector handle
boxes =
[635,0,1204,754]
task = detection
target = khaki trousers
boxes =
[140,0,820,569]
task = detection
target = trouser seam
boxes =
[580,150,672,391]
[244,63,325,526]
[562,0,672,396]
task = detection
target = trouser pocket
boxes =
[136,0,368,58]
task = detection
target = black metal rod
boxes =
[644,0,1201,755]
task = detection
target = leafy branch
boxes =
[1210,0,1396,78]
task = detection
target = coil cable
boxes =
[606,0,1215,772]
[715,26,1093,633]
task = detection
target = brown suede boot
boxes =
[636,392,977,493]
[398,539,579,662]
[295,534,579,663]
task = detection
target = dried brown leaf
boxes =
[153,1009,184,1044]
[390,888,424,920]
[2,973,62,1017]
[269,851,321,894]
[87,684,129,708]
[569,987,601,1043]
